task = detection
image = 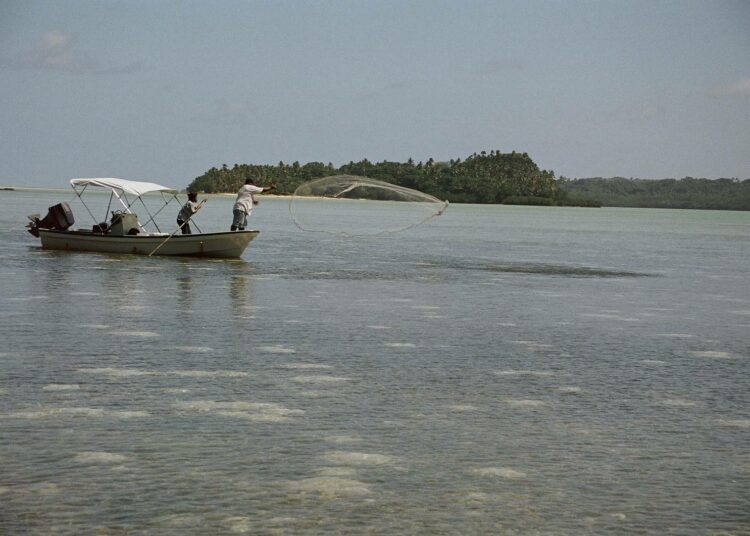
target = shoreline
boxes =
[0,186,69,193]
[0,186,275,196]
[0,187,330,201]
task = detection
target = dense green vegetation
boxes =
[187,151,578,205]
[558,177,750,210]
[186,153,749,210]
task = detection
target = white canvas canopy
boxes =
[70,178,177,196]
[68,177,181,233]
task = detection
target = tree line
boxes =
[558,177,750,210]
[186,153,749,210]
[186,151,580,205]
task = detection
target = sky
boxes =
[1,0,748,189]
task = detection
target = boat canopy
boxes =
[68,178,181,233]
[70,178,177,196]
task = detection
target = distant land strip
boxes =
[186,151,749,210]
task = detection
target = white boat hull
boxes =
[38,229,258,258]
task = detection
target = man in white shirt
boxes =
[231,178,276,231]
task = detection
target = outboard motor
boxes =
[27,202,75,237]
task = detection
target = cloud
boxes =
[385,81,407,91]
[481,57,524,75]
[217,98,247,116]
[190,98,254,126]
[713,77,750,97]
[0,30,143,75]
[216,98,253,125]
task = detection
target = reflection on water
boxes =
[230,273,253,306]
[1,192,749,534]
[177,275,193,312]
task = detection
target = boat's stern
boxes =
[27,202,75,237]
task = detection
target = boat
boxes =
[26,178,258,258]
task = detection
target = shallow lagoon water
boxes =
[1,190,749,534]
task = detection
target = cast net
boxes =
[289,175,448,236]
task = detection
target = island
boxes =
[186,151,749,210]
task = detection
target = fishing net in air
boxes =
[289,175,448,236]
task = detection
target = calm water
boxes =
[1,189,749,535]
